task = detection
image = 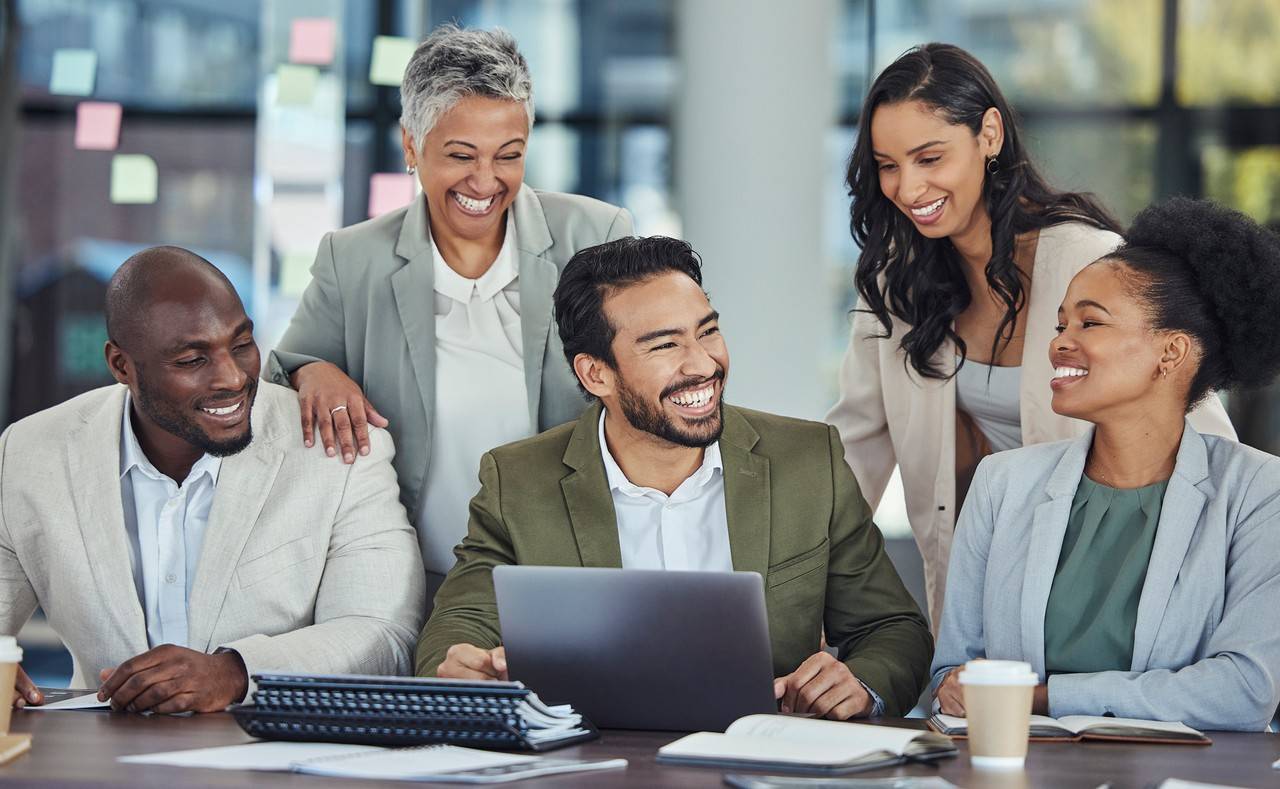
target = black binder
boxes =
[230,673,599,752]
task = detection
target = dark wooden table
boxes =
[2,710,1277,787]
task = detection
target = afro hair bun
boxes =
[1123,197,1280,392]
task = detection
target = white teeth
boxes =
[910,197,945,216]
[452,191,494,213]
[203,401,241,416]
[671,385,714,408]
[1053,366,1089,379]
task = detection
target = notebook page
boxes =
[659,732,876,766]
[1058,716,1203,736]
[933,713,1065,733]
[296,745,539,779]
[725,714,927,756]
[118,742,380,770]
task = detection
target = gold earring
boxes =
[1160,367,1168,378]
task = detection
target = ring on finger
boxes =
[330,404,348,415]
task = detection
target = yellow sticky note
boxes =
[279,251,314,297]
[110,154,158,204]
[276,64,319,106]
[50,49,97,96]
[369,36,416,86]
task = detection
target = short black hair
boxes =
[1107,197,1280,408]
[553,236,704,395]
[105,245,235,352]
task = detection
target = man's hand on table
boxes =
[97,645,248,713]
[773,651,872,720]
[11,665,43,708]
[436,644,508,681]
[936,669,1051,716]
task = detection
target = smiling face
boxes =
[1050,260,1193,423]
[405,95,528,246]
[594,272,729,448]
[869,99,1000,240]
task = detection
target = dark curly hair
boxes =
[848,43,1121,379]
[1104,197,1280,409]
[553,236,704,396]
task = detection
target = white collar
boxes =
[431,211,519,303]
[598,408,723,499]
[119,391,223,486]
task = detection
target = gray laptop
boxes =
[493,565,778,732]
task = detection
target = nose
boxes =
[1052,326,1078,355]
[208,348,250,393]
[681,341,719,380]
[898,164,927,204]
[467,158,500,193]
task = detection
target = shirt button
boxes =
[165,573,177,584]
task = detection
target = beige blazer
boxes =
[0,383,426,688]
[826,222,1236,627]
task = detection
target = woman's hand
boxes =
[935,669,965,715]
[292,361,389,463]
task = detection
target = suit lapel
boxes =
[1019,430,1090,677]
[560,402,623,567]
[69,387,149,656]
[720,407,770,578]
[392,193,438,461]
[1131,422,1210,670]
[186,402,286,652]
[513,187,555,429]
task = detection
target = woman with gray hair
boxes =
[267,25,632,600]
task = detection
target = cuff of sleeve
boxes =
[857,678,885,717]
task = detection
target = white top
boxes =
[418,213,533,574]
[954,359,1023,452]
[118,392,222,648]
[598,409,733,572]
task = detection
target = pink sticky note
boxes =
[290,18,335,65]
[368,173,416,218]
[74,101,122,150]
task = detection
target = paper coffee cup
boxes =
[0,635,23,735]
[958,659,1037,769]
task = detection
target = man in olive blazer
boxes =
[418,237,932,719]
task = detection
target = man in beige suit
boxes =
[0,246,425,713]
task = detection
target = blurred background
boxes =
[3,0,1279,685]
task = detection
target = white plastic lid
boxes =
[958,659,1036,686]
[0,635,21,662]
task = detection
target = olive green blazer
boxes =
[416,402,933,716]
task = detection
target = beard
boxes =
[616,369,725,449]
[134,374,256,458]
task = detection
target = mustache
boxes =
[196,382,255,410]
[660,368,725,401]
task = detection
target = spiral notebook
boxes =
[231,673,597,751]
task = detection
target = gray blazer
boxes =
[931,421,1280,731]
[266,186,632,523]
[0,383,426,688]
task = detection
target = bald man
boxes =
[0,246,425,714]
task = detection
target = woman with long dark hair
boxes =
[826,43,1233,627]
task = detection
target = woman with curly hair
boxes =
[931,198,1280,731]
[826,44,1233,626]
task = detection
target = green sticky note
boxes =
[110,154,158,204]
[279,251,314,296]
[276,64,319,106]
[50,49,97,96]
[369,36,416,86]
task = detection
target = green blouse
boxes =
[1043,475,1168,675]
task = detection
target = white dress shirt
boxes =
[598,409,733,571]
[118,393,222,649]
[418,214,534,575]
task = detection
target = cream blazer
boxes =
[826,222,1236,627]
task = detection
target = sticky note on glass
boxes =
[289,17,335,65]
[279,251,314,297]
[369,36,416,86]
[74,101,122,150]
[276,64,319,106]
[110,154,158,204]
[50,49,97,96]
[368,173,416,217]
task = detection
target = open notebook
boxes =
[928,713,1211,744]
[657,715,956,775]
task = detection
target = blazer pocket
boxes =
[766,538,830,589]
[236,535,317,590]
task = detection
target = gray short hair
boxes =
[400,24,535,150]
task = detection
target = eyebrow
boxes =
[1074,299,1113,315]
[872,140,947,159]
[634,310,720,345]
[164,319,255,355]
[444,138,526,149]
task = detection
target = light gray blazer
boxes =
[0,383,426,688]
[931,421,1280,731]
[266,186,633,523]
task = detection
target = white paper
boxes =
[726,714,928,755]
[25,692,111,710]
[296,745,538,779]
[1058,715,1203,737]
[1159,779,1250,789]
[118,741,380,771]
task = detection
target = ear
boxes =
[572,353,614,400]
[1160,332,1195,376]
[104,340,133,387]
[400,125,418,171]
[979,107,1005,158]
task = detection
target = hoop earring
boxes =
[986,155,1000,175]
